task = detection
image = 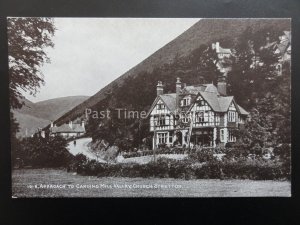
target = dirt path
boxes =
[67,138,106,162]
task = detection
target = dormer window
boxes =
[181,96,191,106]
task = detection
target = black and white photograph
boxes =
[9,18,291,198]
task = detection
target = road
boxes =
[67,137,106,162]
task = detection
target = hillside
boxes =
[53,18,290,125]
[14,96,89,137]
[13,111,51,138]
[17,96,89,121]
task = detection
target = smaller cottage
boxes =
[49,120,86,138]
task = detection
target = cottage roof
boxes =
[51,123,85,133]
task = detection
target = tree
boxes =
[8,17,55,109]
[228,27,291,146]
[227,27,282,108]
[12,136,72,168]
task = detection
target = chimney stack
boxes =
[69,120,73,129]
[217,75,227,96]
[81,120,85,129]
[176,77,182,108]
[216,42,220,52]
[50,121,53,128]
[156,81,163,96]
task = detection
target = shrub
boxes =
[73,152,290,181]
[250,143,263,155]
[222,147,249,160]
[273,144,291,161]
[12,136,74,168]
[189,148,214,162]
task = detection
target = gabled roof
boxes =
[189,89,248,114]
[160,94,177,112]
[147,93,177,117]
[51,123,85,133]
[236,104,249,115]
[218,96,234,112]
[148,83,249,116]
[199,91,222,112]
[203,84,219,93]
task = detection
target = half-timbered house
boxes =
[148,77,249,149]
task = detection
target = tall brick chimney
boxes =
[217,75,227,96]
[156,81,163,96]
[176,77,182,108]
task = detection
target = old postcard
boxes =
[9,18,291,197]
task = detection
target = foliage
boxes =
[122,147,187,158]
[12,136,73,168]
[8,17,55,109]
[72,155,290,181]
[189,148,215,163]
[273,144,291,161]
[227,27,291,146]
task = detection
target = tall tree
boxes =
[228,27,291,145]
[8,17,55,109]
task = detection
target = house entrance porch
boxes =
[191,128,217,147]
[152,127,218,149]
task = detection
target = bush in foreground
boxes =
[12,136,74,168]
[72,156,290,181]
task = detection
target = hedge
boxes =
[72,156,290,180]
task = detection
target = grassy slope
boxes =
[17,96,90,121]
[53,18,290,126]
[13,111,51,138]
[12,169,291,197]
[13,96,89,137]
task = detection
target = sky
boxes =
[23,18,200,102]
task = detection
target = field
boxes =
[12,169,291,198]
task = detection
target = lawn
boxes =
[12,169,291,198]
